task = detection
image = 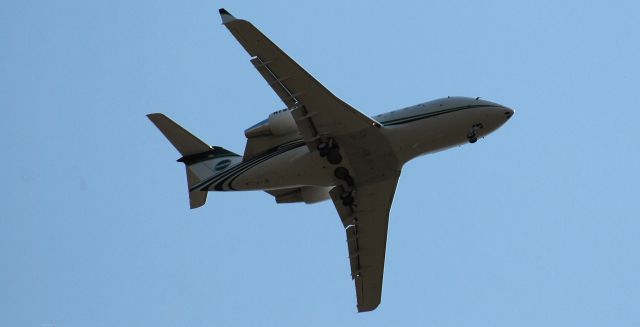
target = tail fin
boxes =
[147,113,241,209]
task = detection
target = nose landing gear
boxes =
[467,123,484,144]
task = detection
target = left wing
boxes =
[330,175,400,312]
[219,8,381,150]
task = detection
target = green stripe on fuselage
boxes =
[379,104,496,126]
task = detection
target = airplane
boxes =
[147,8,514,312]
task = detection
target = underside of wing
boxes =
[330,176,400,312]
[219,8,381,151]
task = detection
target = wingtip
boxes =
[219,8,236,24]
[146,113,162,120]
[357,302,380,313]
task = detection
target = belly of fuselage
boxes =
[222,105,507,191]
[228,145,336,191]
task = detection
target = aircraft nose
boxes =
[504,107,514,120]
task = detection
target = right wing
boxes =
[330,175,400,312]
[219,8,381,151]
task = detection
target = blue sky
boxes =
[2,0,639,326]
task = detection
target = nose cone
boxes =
[504,107,514,120]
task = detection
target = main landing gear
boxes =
[340,190,355,206]
[467,123,484,144]
[319,138,355,207]
[334,167,355,206]
[317,139,342,164]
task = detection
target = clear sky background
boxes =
[2,0,639,326]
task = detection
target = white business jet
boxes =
[148,8,514,312]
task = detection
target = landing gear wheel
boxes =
[317,142,329,151]
[334,167,349,179]
[327,148,343,164]
[466,123,483,144]
[342,197,355,206]
[334,167,355,186]
[340,191,355,206]
[317,142,330,157]
[344,175,354,187]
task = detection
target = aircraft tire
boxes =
[317,141,329,151]
[342,197,354,206]
[334,167,349,179]
[344,175,354,187]
[327,149,342,164]
[340,190,352,200]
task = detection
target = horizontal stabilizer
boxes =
[147,113,211,156]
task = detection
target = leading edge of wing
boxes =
[216,8,382,134]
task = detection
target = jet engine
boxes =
[245,109,298,138]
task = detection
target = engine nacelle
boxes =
[245,109,298,138]
[275,186,332,204]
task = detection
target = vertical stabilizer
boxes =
[187,169,208,209]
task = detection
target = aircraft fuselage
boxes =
[224,96,513,192]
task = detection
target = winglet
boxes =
[219,8,236,24]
